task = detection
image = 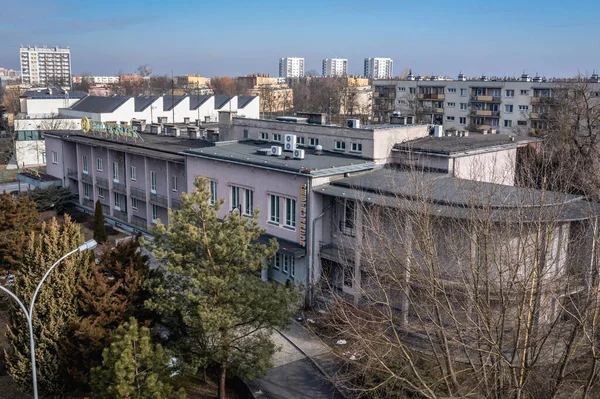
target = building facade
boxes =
[364,57,393,79]
[279,57,305,78]
[322,58,348,77]
[20,46,72,87]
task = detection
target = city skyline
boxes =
[1,0,599,78]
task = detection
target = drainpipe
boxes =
[308,197,333,308]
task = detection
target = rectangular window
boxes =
[520,90,529,95]
[272,133,282,142]
[409,87,416,94]
[260,132,268,140]
[297,136,305,145]
[150,171,156,193]
[334,141,346,151]
[309,137,319,147]
[243,129,249,139]
[506,89,514,97]
[398,87,406,92]
[350,143,362,153]
[98,187,105,199]
[130,197,138,210]
[283,255,289,274]
[114,192,121,210]
[517,120,527,126]
[447,102,455,107]
[96,158,102,171]
[82,155,89,174]
[273,253,281,270]
[505,105,514,113]
[52,151,58,164]
[244,189,254,216]
[289,256,295,278]
[518,105,529,111]
[460,103,467,110]
[269,195,280,224]
[448,88,456,93]
[504,120,513,128]
[112,162,119,182]
[231,186,241,211]
[151,204,158,223]
[460,88,467,96]
[172,176,178,192]
[83,183,90,199]
[446,116,455,121]
[210,181,217,206]
[130,166,136,181]
[344,200,355,229]
[285,198,296,228]
[459,117,466,124]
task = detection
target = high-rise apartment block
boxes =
[279,57,304,78]
[364,57,393,79]
[20,46,72,87]
[322,58,348,77]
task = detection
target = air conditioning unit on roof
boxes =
[284,134,297,151]
[271,146,282,156]
[293,149,305,159]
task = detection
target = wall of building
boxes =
[452,148,517,186]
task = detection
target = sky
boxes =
[1,0,599,78]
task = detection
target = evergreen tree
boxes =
[65,238,152,387]
[90,317,186,399]
[146,177,301,399]
[28,185,73,213]
[4,216,91,395]
[94,200,108,243]
[0,191,39,278]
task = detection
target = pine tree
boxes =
[65,238,152,387]
[4,216,91,395]
[90,317,186,399]
[94,200,108,243]
[28,185,73,213]
[0,191,39,278]
[146,177,301,399]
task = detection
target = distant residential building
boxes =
[364,57,393,79]
[176,74,209,87]
[279,57,304,78]
[119,74,144,83]
[238,75,293,115]
[322,58,348,77]
[73,76,120,85]
[0,67,20,78]
[20,46,72,87]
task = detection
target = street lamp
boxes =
[0,239,97,399]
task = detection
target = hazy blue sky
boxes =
[1,0,598,78]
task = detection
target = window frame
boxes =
[151,204,158,223]
[244,188,254,216]
[309,137,319,147]
[350,142,362,153]
[334,140,346,151]
[285,198,296,228]
[98,187,105,199]
[210,180,217,206]
[112,161,119,182]
[172,176,178,192]
[82,155,89,174]
[130,166,137,181]
[132,197,138,210]
[150,171,156,193]
[114,191,121,210]
[97,158,103,172]
[269,194,280,224]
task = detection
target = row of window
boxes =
[83,183,160,222]
[397,87,532,97]
[272,253,295,277]
[256,132,363,154]
[444,116,528,127]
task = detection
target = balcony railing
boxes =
[339,221,356,237]
[113,181,127,194]
[114,209,128,222]
[81,173,93,184]
[171,198,182,210]
[82,198,93,208]
[418,93,445,100]
[131,215,148,229]
[149,193,168,207]
[471,95,502,103]
[130,186,146,200]
[67,168,78,180]
[434,108,444,114]
[96,177,108,189]
[102,204,110,215]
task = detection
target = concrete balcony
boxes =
[130,187,146,200]
[530,113,540,119]
[96,177,108,189]
[473,110,492,116]
[475,124,492,131]
[67,168,78,180]
[472,95,502,103]
[131,215,148,229]
[81,173,93,184]
[113,181,127,194]
[418,93,445,100]
[114,209,128,222]
[149,193,168,207]
[434,108,444,114]
[82,198,94,208]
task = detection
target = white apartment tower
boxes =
[322,58,348,77]
[364,57,393,79]
[20,45,72,87]
[279,57,305,78]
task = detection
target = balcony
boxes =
[102,204,110,215]
[149,193,168,207]
[475,124,492,131]
[83,198,94,208]
[471,110,501,117]
[171,198,182,210]
[96,177,108,189]
[418,93,445,100]
[67,168,78,180]
[472,95,502,103]
[131,215,148,229]
[434,108,444,114]
[530,113,542,120]
[113,181,127,194]
[81,173,93,184]
[339,220,356,238]
[130,186,146,200]
[531,96,555,104]
[114,209,128,222]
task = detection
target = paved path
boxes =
[0,181,31,194]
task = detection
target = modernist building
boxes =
[20,45,72,87]
[364,57,393,79]
[322,58,348,77]
[279,57,305,78]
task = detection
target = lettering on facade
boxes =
[299,183,308,247]
[80,117,144,142]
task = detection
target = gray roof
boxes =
[237,96,256,109]
[190,95,212,110]
[184,141,375,176]
[70,96,130,113]
[393,134,538,156]
[22,88,88,99]
[134,96,158,112]
[163,96,186,111]
[214,95,233,109]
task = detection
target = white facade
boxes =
[87,76,120,84]
[279,57,304,78]
[322,58,348,77]
[364,57,393,79]
[20,46,72,87]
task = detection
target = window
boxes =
[518,105,529,111]
[309,137,319,147]
[409,87,416,94]
[114,192,121,210]
[150,171,156,193]
[151,204,158,223]
[459,117,466,124]
[460,103,467,110]
[334,141,346,151]
[96,158,102,171]
[244,189,254,216]
[183,117,190,124]
[158,117,168,123]
[130,166,137,181]
[52,151,58,164]
[290,256,295,278]
[272,133,282,142]
[172,176,178,192]
[83,183,90,199]
[98,187,105,199]
[505,105,514,113]
[283,255,289,273]
[297,137,305,145]
[504,120,513,128]
[448,88,457,93]
[273,253,281,270]
[132,197,138,210]
[82,155,89,174]
[398,87,406,92]
[285,198,296,228]
[231,186,241,211]
[210,181,217,205]
[520,90,529,95]
[269,195,280,224]
[351,142,362,153]
[446,116,455,121]
[505,89,514,97]
[342,200,356,236]
[260,132,268,140]
[243,129,249,139]
[112,162,119,182]
[447,102,455,107]
[517,120,527,126]
[460,88,467,96]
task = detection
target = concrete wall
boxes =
[452,148,517,186]
[21,97,81,116]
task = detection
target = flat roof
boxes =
[393,134,538,156]
[184,141,375,176]
[232,116,429,132]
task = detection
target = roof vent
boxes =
[256,148,271,155]
[315,144,324,155]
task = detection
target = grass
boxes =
[0,165,18,183]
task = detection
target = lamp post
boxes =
[0,239,97,399]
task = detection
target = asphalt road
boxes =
[0,181,31,194]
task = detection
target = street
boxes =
[0,181,31,194]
